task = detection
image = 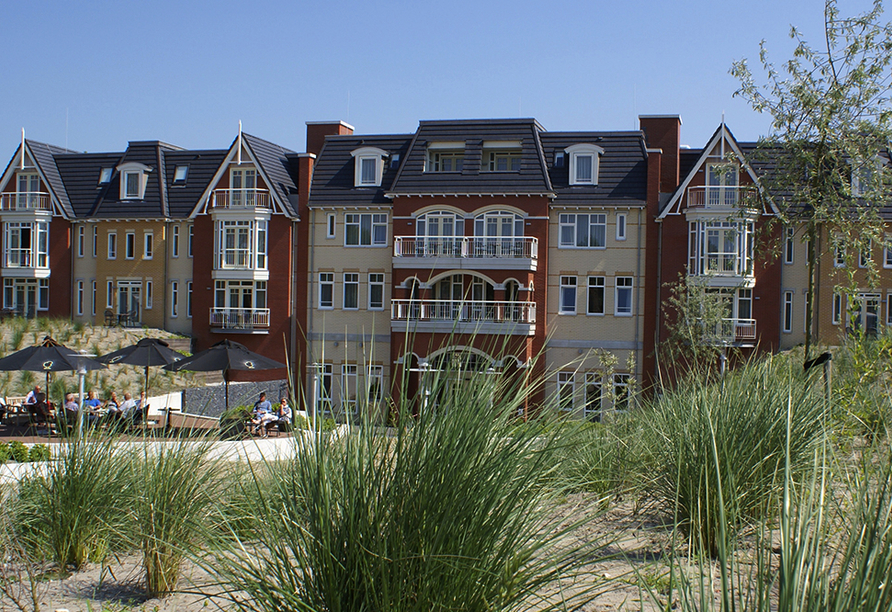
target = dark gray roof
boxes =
[54,152,124,218]
[389,119,552,195]
[2,141,80,218]
[87,141,180,218]
[242,133,299,216]
[539,132,648,206]
[308,135,412,207]
[163,149,228,218]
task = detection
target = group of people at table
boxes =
[21,384,146,430]
[249,392,292,437]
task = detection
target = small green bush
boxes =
[28,444,50,463]
[0,441,10,463]
[10,441,29,463]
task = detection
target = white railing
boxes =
[391,299,536,324]
[0,192,51,211]
[687,186,759,209]
[211,188,271,209]
[394,236,538,260]
[4,249,48,269]
[701,318,757,342]
[209,307,271,329]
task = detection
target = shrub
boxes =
[9,441,29,463]
[28,444,50,463]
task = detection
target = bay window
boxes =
[5,221,49,268]
[688,220,754,277]
[215,220,268,270]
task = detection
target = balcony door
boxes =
[850,293,881,335]
[706,162,739,207]
[117,281,141,324]
[417,211,463,257]
[230,168,256,207]
[474,211,523,257]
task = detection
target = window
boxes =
[587,276,605,315]
[559,276,577,314]
[125,232,135,259]
[92,226,97,257]
[170,281,178,317]
[186,281,193,318]
[2,279,49,315]
[77,226,85,258]
[688,220,754,277]
[345,213,387,246]
[91,281,97,316]
[143,232,153,259]
[369,273,384,310]
[106,281,114,309]
[76,281,84,316]
[319,273,334,309]
[171,225,180,257]
[428,149,465,172]
[107,232,117,260]
[554,151,565,167]
[887,293,892,327]
[783,291,794,333]
[124,172,140,199]
[484,149,521,172]
[785,227,795,264]
[213,280,267,317]
[367,365,384,405]
[860,240,872,268]
[884,237,892,268]
[216,220,268,269]
[566,144,604,185]
[584,373,602,422]
[314,364,333,412]
[613,374,631,410]
[616,213,627,241]
[351,147,386,187]
[834,236,846,267]
[4,221,49,268]
[173,165,188,184]
[327,214,336,238]
[98,168,113,184]
[705,162,740,206]
[737,289,753,321]
[850,293,881,334]
[343,273,359,310]
[145,280,153,309]
[342,364,358,414]
[415,211,465,256]
[188,225,193,257]
[559,213,607,248]
[557,372,574,412]
[229,168,257,206]
[615,277,633,316]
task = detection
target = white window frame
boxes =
[343,273,359,310]
[784,227,795,264]
[557,372,575,412]
[584,372,602,421]
[143,231,153,260]
[860,240,872,268]
[91,280,97,316]
[186,281,193,318]
[613,374,631,411]
[107,232,117,260]
[98,168,113,184]
[587,276,605,315]
[887,292,892,327]
[170,281,178,318]
[319,273,334,309]
[559,276,577,315]
[341,364,358,414]
[76,280,84,316]
[92,226,98,258]
[117,162,150,200]
[351,147,387,187]
[884,236,892,268]
[314,363,333,413]
[559,213,607,249]
[565,143,604,186]
[173,165,188,184]
[77,226,85,258]
[834,235,846,267]
[326,214,336,239]
[145,280,153,309]
[783,291,794,333]
[106,281,114,309]
[345,213,387,247]
[188,225,194,258]
[171,225,180,258]
[125,231,136,260]
[615,277,633,316]
[368,273,384,310]
[616,213,626,241]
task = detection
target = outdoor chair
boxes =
[104,308,116,326]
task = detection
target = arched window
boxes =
[416,211,464,257]
[473,211,524,257]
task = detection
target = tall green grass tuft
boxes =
[641,355,826,554]
[126,434,221,598]
[206,358,600,611]
[15,434,130,570]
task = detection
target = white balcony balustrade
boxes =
[394,236,538,260]
[700,318,757,343]
[211,188,271,209]
[0,192,51,211]
[686,186,759,209]
[391,299,536,324]
[209,307,271,329]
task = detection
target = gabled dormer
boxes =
[116,161,152,200]
[565,143,604,186]
[351,146,387,187]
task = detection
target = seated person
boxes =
[276,397,293,427]
[23,385,41,409]
[30,392,53,426]
[250,392,276,436]
[83,390,102,413]
[63,393,79,417]
[105,391,121,419]
[119,392,140,421]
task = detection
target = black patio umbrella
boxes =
[97,338,186,399]
[162,339,285,412]
[0,336,106,404]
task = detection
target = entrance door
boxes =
[117,282,141,325]
[851,293,881,335]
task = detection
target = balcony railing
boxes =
[4,249,48,269]
[700,318,757,343]
[394,236,538,260]
[0,192,51,211]
[211,188,271,209]
[209,307,271,329]
[687,186,759,209]
[391,299,536,324]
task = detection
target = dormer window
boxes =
[98,168,113,184]
[426,142,465,172]
[483,141,522,172]
[173,165,188,184]
[351,147,387,187]
[116,162,151,200]
[566,144,604,186]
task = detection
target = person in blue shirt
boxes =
[250,392,274,436]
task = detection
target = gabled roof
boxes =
[0,140,78,218]
[540,131,648,207]
[163,149,228,218]
[308,134,412,207]
[659,123,777,218]
[387,119,554,196]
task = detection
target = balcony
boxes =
[211,188,271,209]
[391,299,536,336]
[686,186,759,210]
[209,307,271,333]
[700,318,757,345]
[393,236,538,271]
[0,192,51,212]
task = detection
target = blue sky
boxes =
[0,0,866,154]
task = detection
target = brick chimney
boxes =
[639,115,681,194]
[306,121,354,157]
